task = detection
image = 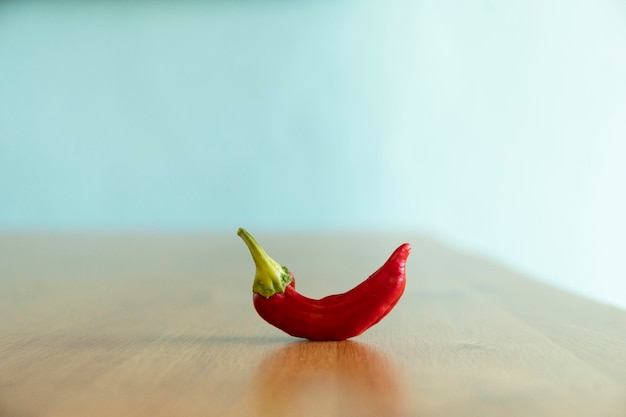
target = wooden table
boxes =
[1,233,624,417]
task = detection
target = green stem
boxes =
[237,228,292,298]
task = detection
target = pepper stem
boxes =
[237,228,292,298]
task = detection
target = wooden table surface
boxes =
[1,233,624,417]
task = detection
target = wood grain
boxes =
[0,233,624,417]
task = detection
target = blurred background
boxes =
[1,1,624,309]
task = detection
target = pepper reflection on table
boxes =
[254,341,407,417]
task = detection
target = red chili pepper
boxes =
[237,228,410,341]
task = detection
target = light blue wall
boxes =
[1,1,625,309]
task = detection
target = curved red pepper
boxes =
[237,228,410,341]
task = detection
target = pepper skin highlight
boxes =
[237,228,410,341]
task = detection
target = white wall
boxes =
[1,1,625,308]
